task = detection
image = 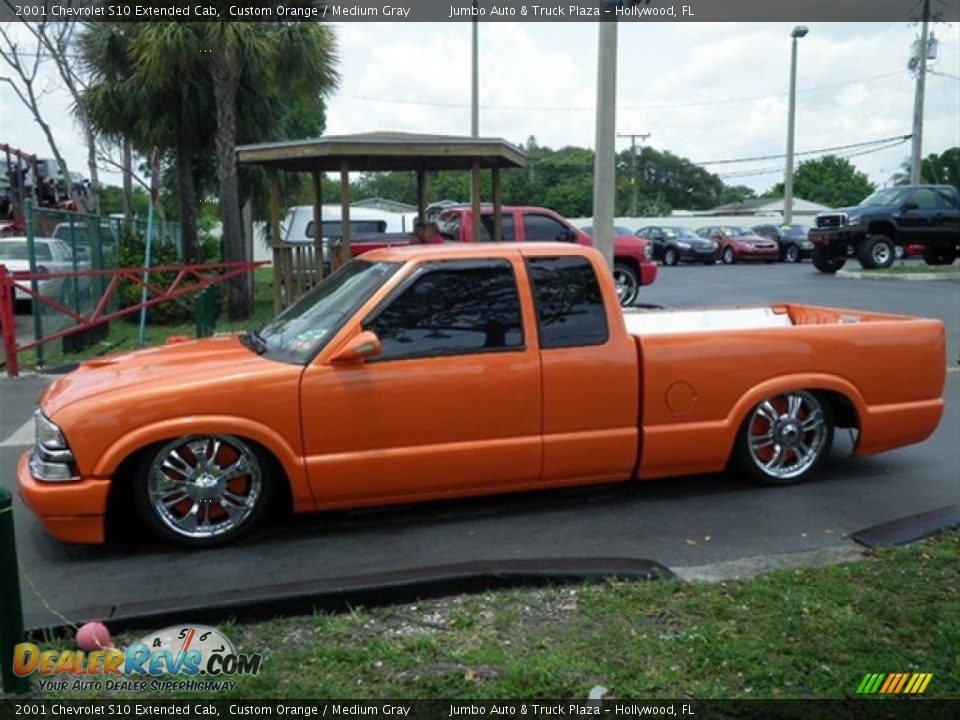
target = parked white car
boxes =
[0,237,90,308]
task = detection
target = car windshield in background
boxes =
[859,188,909,206]
[256,259,400,364]
[663,227,698,239]
[722,227,752,237]
[0,241,53,260]
[781,224,809,236]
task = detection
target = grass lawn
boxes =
[19,529,959,701]
[7,268,276,374]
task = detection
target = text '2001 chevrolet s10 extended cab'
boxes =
[19,244,946,546]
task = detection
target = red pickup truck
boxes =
[436,205,657,306]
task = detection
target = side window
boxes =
[908,188,938,210]
[936,189,959,210]
[523,213,572,242]
[525,256,609,349]
[365,261,524,361]
[479,213,516,241]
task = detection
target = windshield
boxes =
[663,227,698,239]
[0,241,52,260]
[859,188,909,206]
[257,259,400,364]
[721,227,752,237]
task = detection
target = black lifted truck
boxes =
[809,184,960,273]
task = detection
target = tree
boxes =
[767,155,875,208]
[891,148,960,187]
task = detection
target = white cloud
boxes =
[1,21,957,197]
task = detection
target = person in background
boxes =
[410,221,444,245]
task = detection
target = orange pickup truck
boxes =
[19,244,946,547]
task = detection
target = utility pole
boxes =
[592,22,618,272]
[910,0,931,183]
[470,5,481,247]
[618,132,650,217]
[783,25,808,225]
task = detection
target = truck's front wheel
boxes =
[133,435,274,547]
[734,391,833,486]
[613,263,640,306]
[811,244,845,273]
[858,235,896,269]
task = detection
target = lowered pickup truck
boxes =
[19,244,945,547]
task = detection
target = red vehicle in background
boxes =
[437,205,656,306]
[696,226,780,264]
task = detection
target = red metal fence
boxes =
[0,261,265,377]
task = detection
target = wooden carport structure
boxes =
[236,131,528,310]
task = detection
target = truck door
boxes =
[522,252,639,485]
[899,187,940,242]
[299,257,542,505]
[934,187,960,239]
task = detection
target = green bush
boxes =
[116,229,221,326]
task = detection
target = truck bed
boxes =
[625,303,946,479]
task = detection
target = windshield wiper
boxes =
[240,329,267,355]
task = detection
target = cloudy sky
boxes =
[2,21,958,196]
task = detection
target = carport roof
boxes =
[236,131,528,172]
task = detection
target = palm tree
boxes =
[204,22,338,319]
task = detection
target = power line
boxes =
[336,72,908,113]
[696,134,912,166]
[716,138,912,178]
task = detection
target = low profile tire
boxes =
[613,262,640,307]
[922,246,957,266]
[858,235,895,269]
[734,390,834,486]
[722,247,736,265]
[133,435,274,547]
[663,247,679,266]
[812,244,846,274]
[784,244,801,263]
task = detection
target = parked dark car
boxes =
[636,225,718,265]
[696,226,780,264]
[752,223,813,263]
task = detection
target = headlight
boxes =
[31,409,78,482]
[644,244,653,260]
[35,409,67,450]
[676,241,691,249]
[846,215,861,226]
[802,241,814,249]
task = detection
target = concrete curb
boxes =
[672,544,865,583]
[837,269,960,282]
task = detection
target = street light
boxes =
[783,25,808,225]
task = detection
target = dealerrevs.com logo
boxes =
[13,624,262,693]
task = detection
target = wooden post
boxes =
[312,168,324,283]
[267,168,283,312]
[492,168,503,242]
[471,159,482,241]
[339,161,351,266]
[416,167,427,230]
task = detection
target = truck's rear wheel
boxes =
[613,263,640,306]
[922,246,957,266]
[858,235,895,269]
[812,244,845,273]
[734,390,833,486]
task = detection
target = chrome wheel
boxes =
[871,242,892,266]
[722,247,735,264]
[147,435,263,540]
[745,391,829,481]
[613,263,640,306]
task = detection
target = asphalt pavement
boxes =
[1,261,957,630]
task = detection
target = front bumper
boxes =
[737,247,780,260]
[639,261,658,286]
[17,452,109,544]
[679,248,718,263]
[809,228,865,245]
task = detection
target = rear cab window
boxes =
[524,256,609,348]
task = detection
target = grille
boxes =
[817,214,846,229]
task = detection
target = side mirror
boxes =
[557,229,577,243]
[330,330,381,363]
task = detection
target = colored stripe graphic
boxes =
[857,672,932,694]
